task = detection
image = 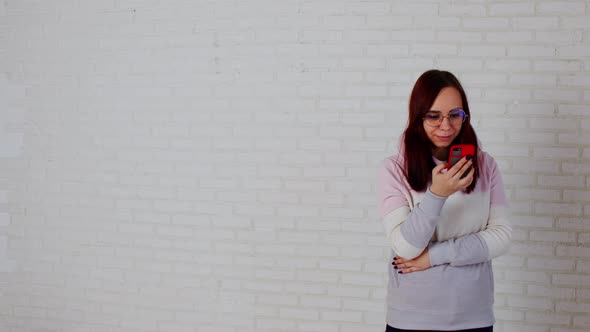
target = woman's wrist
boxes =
[420,188,448,216]
[429,185,449,198]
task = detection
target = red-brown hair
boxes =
[402,69,480,193]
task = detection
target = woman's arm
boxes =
[379,157,449,259]
[382,190,446,260]
[428,206,512,266]
[379,157,475,260]
[427,155,512,267]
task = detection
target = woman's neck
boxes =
[432,147,449,161]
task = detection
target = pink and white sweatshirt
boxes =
[378,149,512,330]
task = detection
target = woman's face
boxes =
[423,87,464,149]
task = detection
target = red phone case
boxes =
[448,144,475,168]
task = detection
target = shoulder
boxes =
[379,154,408,184]
[477,150,501,175]
[475,150,505,193]
[476,150,508,205]
[381,154,405,174]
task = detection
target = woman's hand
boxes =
[429,157,474,197]
[393,248,431,274]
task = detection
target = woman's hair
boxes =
[402,69,480,193]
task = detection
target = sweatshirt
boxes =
[378,150,512,330]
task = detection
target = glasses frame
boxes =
[422,108,468,127]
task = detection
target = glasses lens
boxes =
[449,109,466,125]
[424,112,441,126]
[423,109,466,127]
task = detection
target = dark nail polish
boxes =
[466,155,473,161]
[393,265,398,270]
[398,271,403,274]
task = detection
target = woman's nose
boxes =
[439,116,452,129]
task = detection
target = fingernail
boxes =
[398,271,403,274]
[466,155,473,161]
[393,265,398,270]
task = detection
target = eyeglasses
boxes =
[423,108,467,127]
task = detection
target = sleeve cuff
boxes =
[417,188,447,216]
[428,240,452,266]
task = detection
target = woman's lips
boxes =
[436,135,452,141]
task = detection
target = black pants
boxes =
[386,325,493,332]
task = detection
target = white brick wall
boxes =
[1,0,590,331]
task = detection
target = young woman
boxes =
[378,70,512,332]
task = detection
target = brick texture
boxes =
[1,0,590,331]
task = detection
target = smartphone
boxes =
[448,144,475,169]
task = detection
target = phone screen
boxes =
[449,146,465,168]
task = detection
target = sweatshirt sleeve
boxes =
[378,158,448,260]
[428,156,512,267]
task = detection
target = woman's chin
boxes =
[434,141,452,148]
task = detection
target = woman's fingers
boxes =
[431,157,475,198]
[458,167,475,187]
[432,162,447,175]
[451,158,472,179]
[395,262,408,270]
[394,259,415,269]
[393,257,408,269]
[399,266,421,274]
[448,157,468,174]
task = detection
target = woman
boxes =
[378,70,512,332]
